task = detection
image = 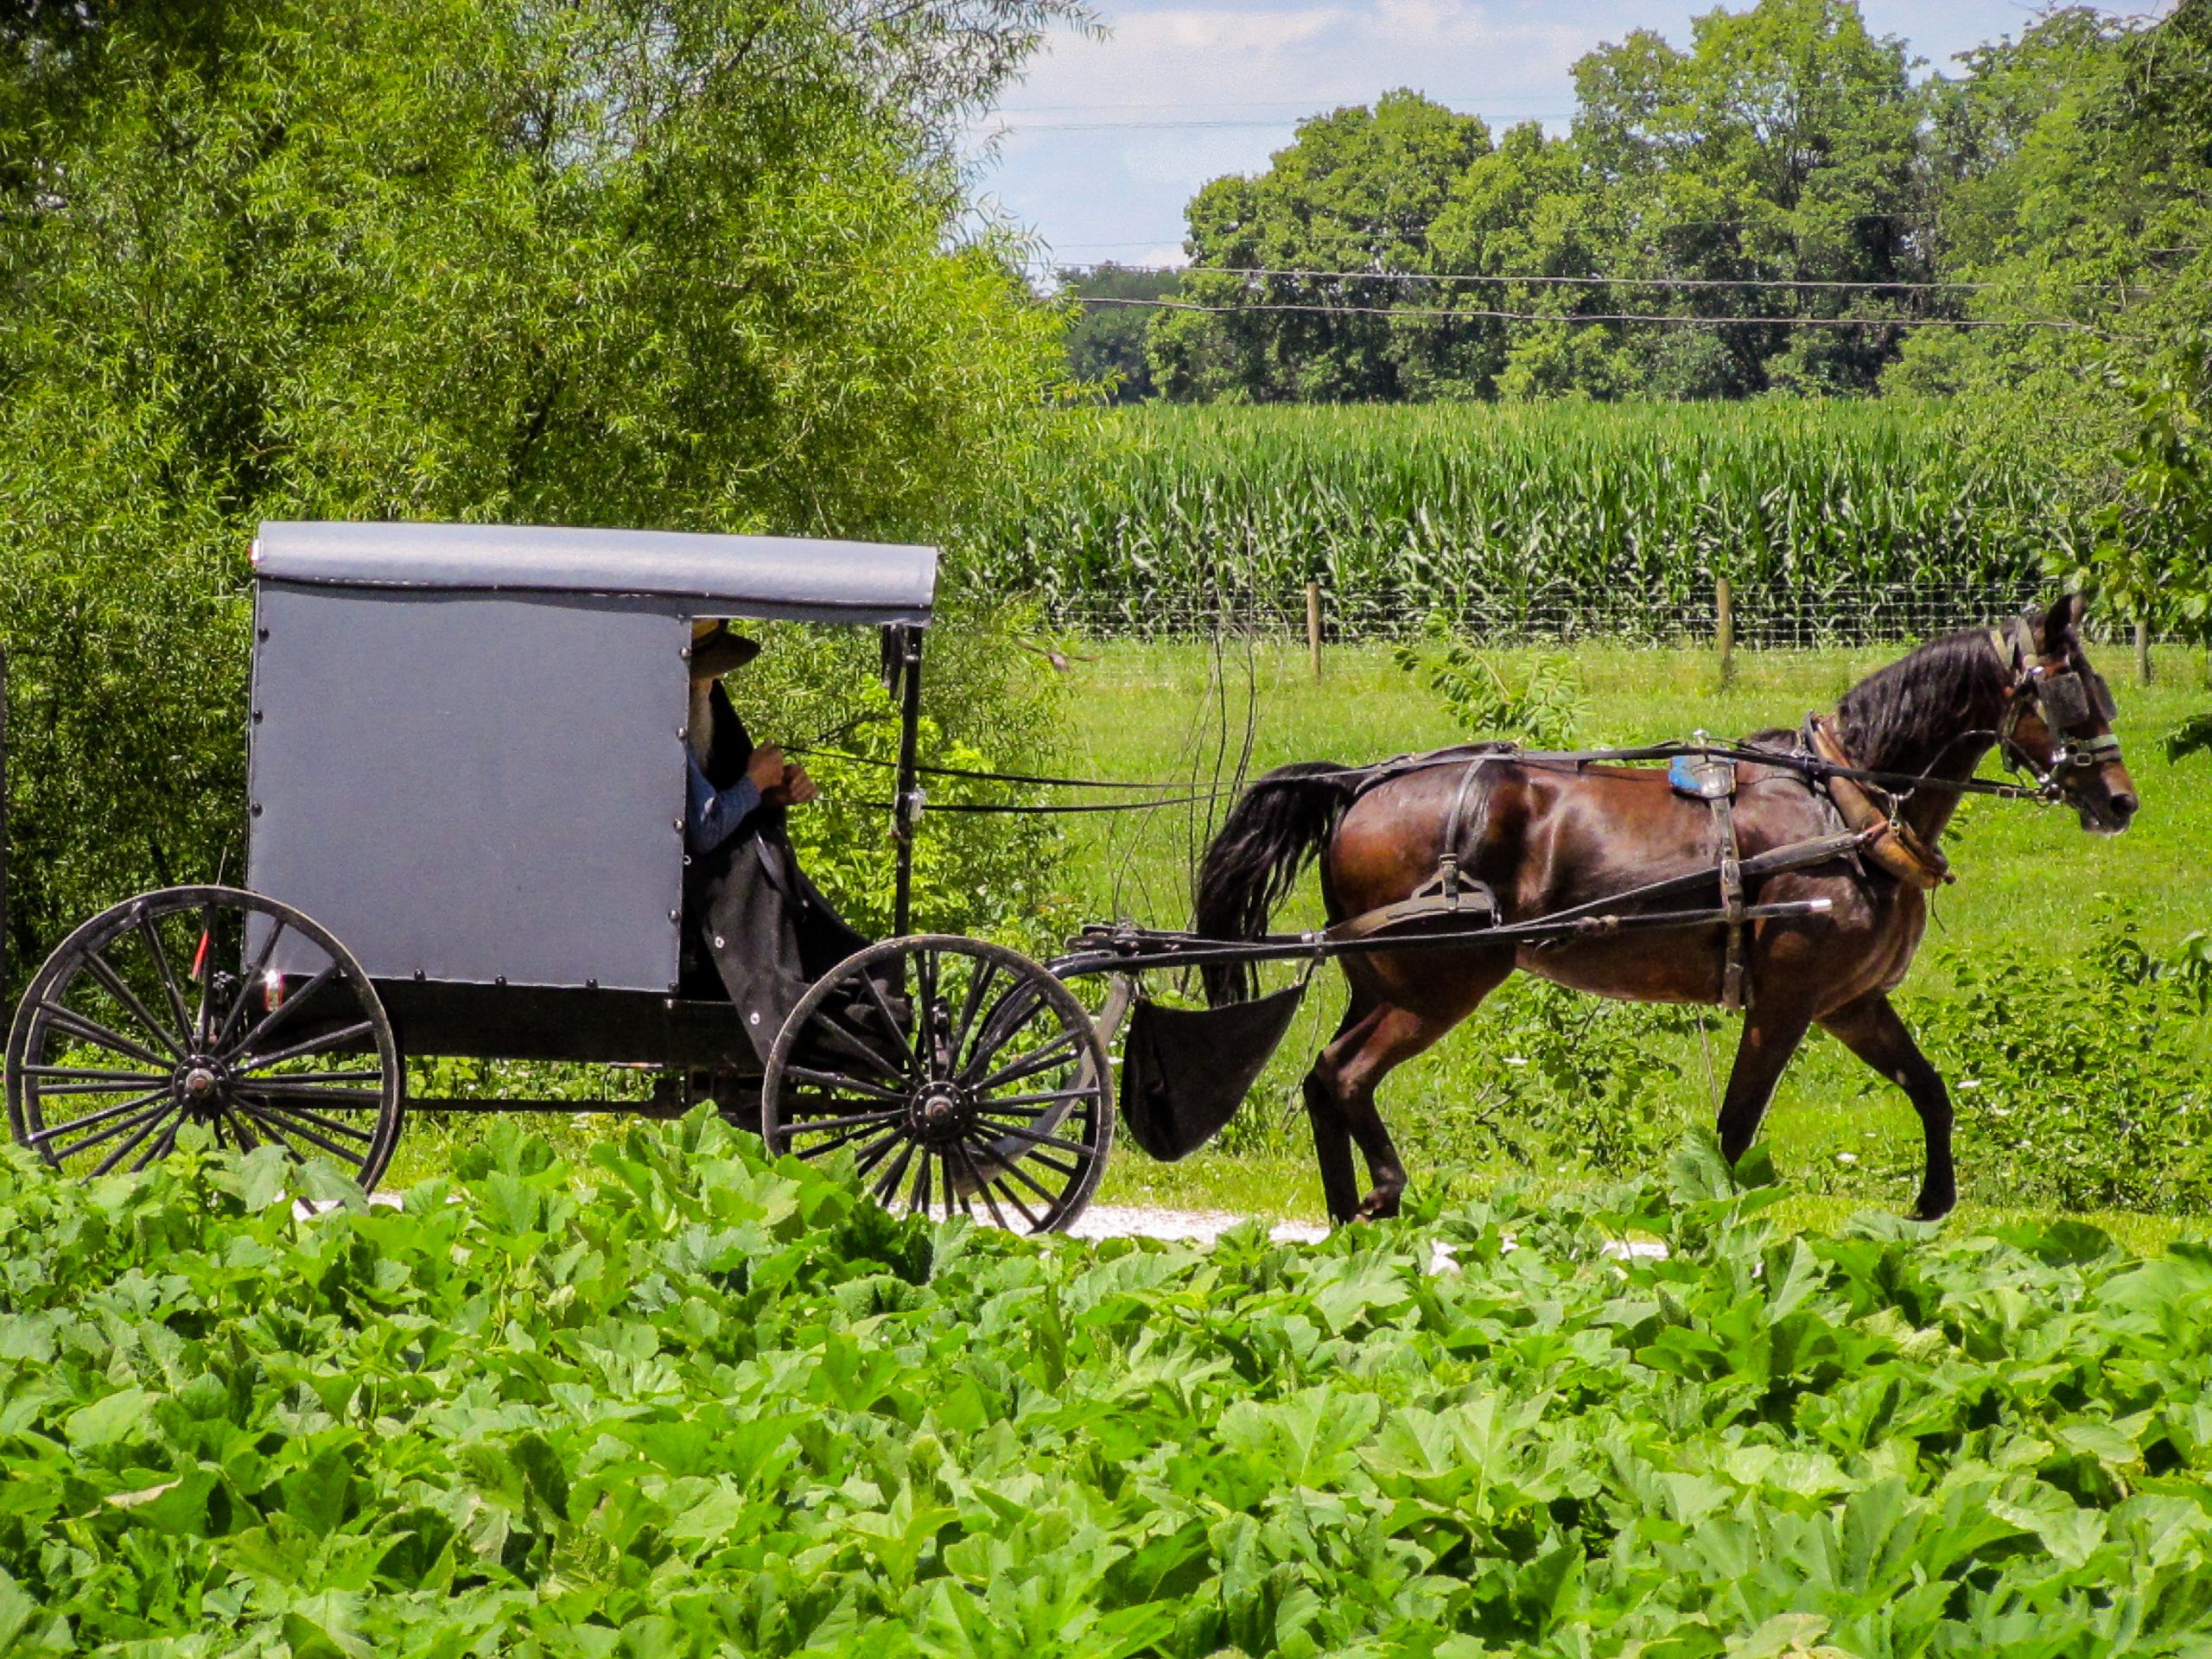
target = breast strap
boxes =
[1805,715,1951,890]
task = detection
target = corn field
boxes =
[981,401,2081,645]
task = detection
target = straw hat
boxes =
[689,619,761,680]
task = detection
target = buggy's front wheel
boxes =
[761,936,1113,1235]
[5,887,404,1187]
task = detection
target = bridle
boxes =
[1989,619,2125,796]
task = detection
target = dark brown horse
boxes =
[1194,596,2139,1224]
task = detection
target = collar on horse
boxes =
[1803,715,1952,890]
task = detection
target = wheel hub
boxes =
[910,1083,972,1146]
[174,1058,229,1119]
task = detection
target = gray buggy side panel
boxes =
[255,520,936,625]
[247,584,686,992]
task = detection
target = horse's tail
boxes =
[1194,762,1361,1006]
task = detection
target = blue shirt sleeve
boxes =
[686,755,761,853]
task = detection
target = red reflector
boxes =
[191,932,210,980]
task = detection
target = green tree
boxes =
[1150,91,1492,402]
[1564,0,1936,397]
[1056,263,1179,400]
[0,0,1083,971]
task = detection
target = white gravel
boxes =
[1065,1203,1329,1246]
[1068,1201,1669,1265]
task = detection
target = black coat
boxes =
[685,682,867,1065]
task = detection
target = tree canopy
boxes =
[1125,0,2195,408]
[0,0,1084,968]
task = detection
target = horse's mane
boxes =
[1834,629,2007,772]
[1735,627,2007,767]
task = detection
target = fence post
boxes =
[1715,577,1735,687]
[1306,582,1323,682]
[2137,618,2152,686]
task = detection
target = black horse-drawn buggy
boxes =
[4,522,2137,1232]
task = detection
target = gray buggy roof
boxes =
[253,519,937,625]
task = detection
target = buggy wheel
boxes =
[762,936,1113,1236]
[6,887,404,1187]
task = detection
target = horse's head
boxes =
[1995,594,2139,835]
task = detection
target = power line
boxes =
[1087,264,2005,293]
[1077,296,2113,333]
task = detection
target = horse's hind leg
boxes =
[1817,992,1955,1220]
[1304,1002,1374,1225]
[1308,955,1513,1224]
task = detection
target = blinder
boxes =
[2036,668,2117,732]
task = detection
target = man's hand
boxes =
[745,744,786,793]
[765,761,819,807]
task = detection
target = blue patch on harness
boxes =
[1669,753,1737,800]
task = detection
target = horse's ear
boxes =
[2042,592,2086,650]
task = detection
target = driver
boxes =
[682,621,867,1061]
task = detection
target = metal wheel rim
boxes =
[6,886,404,1187]
[762,935,1114,1236]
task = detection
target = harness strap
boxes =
[1706,774,1750,1011]
[1806,715,1952,889]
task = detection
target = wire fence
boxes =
[1041,582,2183,650]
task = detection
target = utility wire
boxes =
[1083,264,2010,292]
[1077,296,2112,332]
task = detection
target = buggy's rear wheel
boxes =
[6,887,404,1187]
[762,936,1113,1235]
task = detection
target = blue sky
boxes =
[967,1,2166,270]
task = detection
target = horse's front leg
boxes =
[1816,992,1955,1220]
[1716,1002,1814,1178]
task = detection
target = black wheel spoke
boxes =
[213,918,289,1050]
[952,1140,1008,1230]
[852,969,913,1069]
[971,1029,1083,1094]
[969,1117,1096,1160]
[137,914,194,1044]
[964,983,1046,1076]
[781,1066,906,1103]
[235,1096,375,1145]
[226,959,340,1063]
[79,950,186,1058]
[235,1019,375,1073]
[23,1064,171,1089]
[238,1103,366,1161]
[29,1090,171,1153]
[219,1107,262,1152]
[978,1085,1098,1111]
[130,1116,183,1173]
[232,1083,385,1104]
[989,1147,1067,1208]
[914,950,941,1073]
[945,1149,973,1220]
[811,1011,912,1080]
[780,1106,907,1139]
[190,896,219,1042]
[37,1004,175,1071]
[910,1142,933,1217]
[93,1103,178,1176]
[871,1137,918,1204]
[948,959,1001,1069]
[852,1127,907,1178]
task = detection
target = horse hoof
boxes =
[1909,1193,1955,1223]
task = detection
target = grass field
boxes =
[1063,637,2212,1250]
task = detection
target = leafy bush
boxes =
[1393,612,1587,747]
[1902,925,2212,1216]
[9,1118,2212,1654]
[0,0,1078,985]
